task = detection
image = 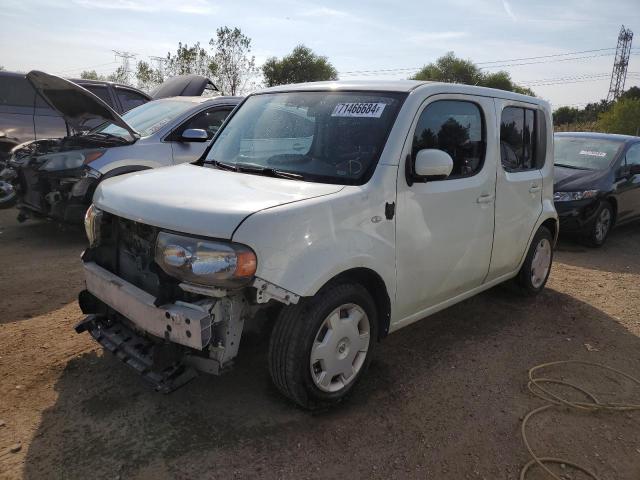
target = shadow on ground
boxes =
[555,221,640,275]
[0,209,86,323]
[23,287,640,480]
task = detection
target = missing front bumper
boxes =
[75,314,198,393]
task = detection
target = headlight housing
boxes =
[84,204,103,247]
[553,190,599,202]
[155,232,257,288]
[39,150,105,172]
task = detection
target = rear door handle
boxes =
[529,184,541,193]
[477,194,495,204]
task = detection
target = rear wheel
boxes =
[268,283,377,410]
[585,201,613,247]
[515,226,553,295]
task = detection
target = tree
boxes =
[107,66,131,85]
[411,52,534,95]
[262,45,338,87]
[80,70,105,80]
[209,26,257,95]
[135,61,163,92]
[0,66,5,72]
[597,98,640,136]
[165,42,215,78]
[620,86,640,101]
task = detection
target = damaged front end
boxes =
[3,136,123,223]
[76,209,298,392]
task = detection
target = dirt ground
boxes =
[0,208,639,480]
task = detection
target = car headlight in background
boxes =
[155,232,257,288]
[71,167,103,198]
[39,150,105,171]
[84,204,102,247]
[553,190,599,202]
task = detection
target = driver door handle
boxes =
[529,184,541,193]
[477,194,495,204]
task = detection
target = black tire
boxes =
[515,226,553,295]
[268,282,378,410]
[0,180,17,209]
[584,201,613,248]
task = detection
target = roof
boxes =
[257,79,545,105]
[555,131,640,143]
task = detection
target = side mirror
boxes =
[630,164,640,175]
[414,149,454,178]
[181,128,208,142]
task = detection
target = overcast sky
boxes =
[1,0,639,108]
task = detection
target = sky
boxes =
[1,0,640,108]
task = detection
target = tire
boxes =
[268,282,378,410]
[585,201,613,248]
[515,226,553,295]
[0,180,17,209]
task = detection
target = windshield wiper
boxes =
[555,163,590,170]
[86,132,130,143]
[212,160,305,180]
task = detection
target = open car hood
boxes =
[151,75,218,99]
[26,71,140,138]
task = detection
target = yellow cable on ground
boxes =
[520,360,640,480]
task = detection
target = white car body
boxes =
[79,80,557,406]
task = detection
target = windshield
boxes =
[94,100,194,138]
[204,91,406,184]
[554,136,624,170]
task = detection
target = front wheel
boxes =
[515,226,553,295]
[0,180,17,209]
[268,283,377,410]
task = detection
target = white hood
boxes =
[93,164,344,238]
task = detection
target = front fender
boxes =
[232,184,397,300]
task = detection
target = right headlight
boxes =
[84,204,102,247]
[155,232,257,288]
[553,190,599,202]
[39,150,105,172]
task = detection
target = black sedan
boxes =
[553,132,640,246]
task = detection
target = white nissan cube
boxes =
[77,81,557,409]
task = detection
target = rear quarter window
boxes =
[0,76,35,107]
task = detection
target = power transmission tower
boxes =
[112,50,137,84]
[606,25,633,102]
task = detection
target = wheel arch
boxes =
[320,267,391,340]
[604,196,618,226]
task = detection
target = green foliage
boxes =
[262,45,338,87]
[80,70,105,81]
[135,61,163,92]
[165,42,215,78]
[620,86,640,101]
[410,52,534,95]
[597,98,640,136]
[107,66,130,85]
[209,26,257,96]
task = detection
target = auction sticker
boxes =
[331,102,386,118]
[579,150,607,157]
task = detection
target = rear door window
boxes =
[500,106,538,171]
[115,88,148,112]
[82,85,114,108]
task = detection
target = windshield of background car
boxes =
[95,100,194,138]
[204,91,406,184]
[554,136,624,170]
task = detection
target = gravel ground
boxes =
[0,208,639,480]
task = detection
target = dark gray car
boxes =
[0,71,153,161]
